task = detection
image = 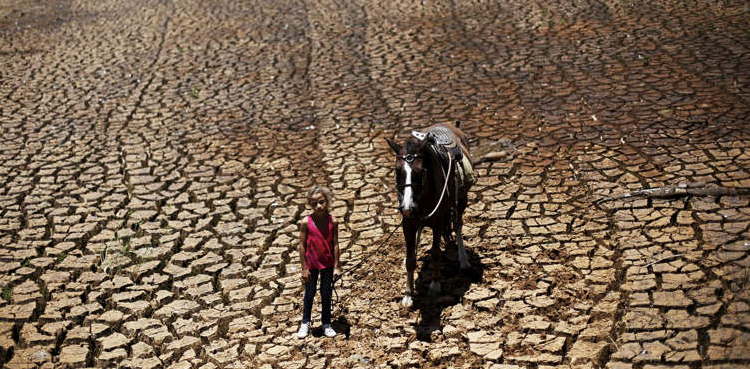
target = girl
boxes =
[297,185,341,338]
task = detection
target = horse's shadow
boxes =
[412,244,484,341]
[331,315,351,339]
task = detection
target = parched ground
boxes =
[1,0,749,368]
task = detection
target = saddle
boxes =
[412,127,475,190]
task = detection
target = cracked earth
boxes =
[1,0,750,368]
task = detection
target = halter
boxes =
[394,146,452,219]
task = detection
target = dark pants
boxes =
[302,267,333,325]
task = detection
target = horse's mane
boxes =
[404,137,423,154]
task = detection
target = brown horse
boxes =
[386,122,475,307]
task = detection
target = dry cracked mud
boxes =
[1,0,750,368]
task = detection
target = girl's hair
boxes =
[307,185,333,204]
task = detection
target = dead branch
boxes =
[645,254,684,268]
[475,151,509,164]
[595,182,750,205]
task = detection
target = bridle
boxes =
[397,153,420,163]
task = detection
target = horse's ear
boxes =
[424,132,436,146]
[385,138,401,154]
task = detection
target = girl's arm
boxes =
[299,218,310,281]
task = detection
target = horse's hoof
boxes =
[401,295,413,308]
[460,261,472,270]
[428,281,441,296]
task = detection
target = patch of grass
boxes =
[121,237,133,258]
[56,252,68,264]
[133,219,146,238]
[20,258,31,267]
[2,285,12,302]
[190,85,200,99]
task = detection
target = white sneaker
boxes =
[323,324,336,338]
[297,322,310,338]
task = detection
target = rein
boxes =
[327,145,457,322]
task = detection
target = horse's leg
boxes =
[402,223,421,307]
[455,207,471,270]
[429,224,442,295]
[442,208,454,247]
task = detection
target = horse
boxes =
[386,122,475,307]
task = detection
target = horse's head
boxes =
[386,135,431,219]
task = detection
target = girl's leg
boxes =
[302,269,320,323]
[319,267,334,325]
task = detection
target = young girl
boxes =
[297,185,341,338]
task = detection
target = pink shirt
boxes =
[305,214,335,269]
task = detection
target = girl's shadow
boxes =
[308,318,351,338]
